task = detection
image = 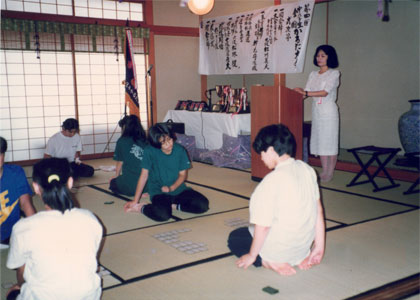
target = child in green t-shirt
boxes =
[109,115,148,196]
[124,123,209,221]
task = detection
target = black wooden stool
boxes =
[347,146,401,192]
[402,152,420,195]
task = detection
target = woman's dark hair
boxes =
[0,137,7,154]
[62,118,79,131]
[148,123,177,149]
[313,45,339,68]
[32,158,75,213]
[252,124,296,157]
[120,115,146,142]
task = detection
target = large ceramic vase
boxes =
[398,99,420,154]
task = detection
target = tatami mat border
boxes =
[99,265,125,284]
[321,186,419,209]
[186,181,250,200]
[191,160,252,174]
[101,206,249,237]
[86,182,250,236]
[327,208,419,231]
[88,185,132,202]
[86,185,182,224]
[102,253,233,291]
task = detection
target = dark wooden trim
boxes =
[1,11,198,37]
[143,0,153,25]
[70,34,79,120]
[345,273,420,300]
[149,32,157,124]
[275,0,331,3]
[309,156,419,183]
[201,75,207,102]
[148,25,199,37]
[144,0,156,125]
[1,10,146,28]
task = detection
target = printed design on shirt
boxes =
[130,144,144,160]
[0,190,19,224]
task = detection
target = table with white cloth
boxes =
[163,110,251,150]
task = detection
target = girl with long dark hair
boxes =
[110,115,148,196]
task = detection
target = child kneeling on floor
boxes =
[124,123,209,221]
[6,158,103,300]
[228,124,325,276]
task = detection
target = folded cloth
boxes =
[99,165,116,172]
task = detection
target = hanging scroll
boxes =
[199,0,314,75]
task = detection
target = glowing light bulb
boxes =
[187,0,214,15]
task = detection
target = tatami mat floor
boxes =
[1,158,419,300]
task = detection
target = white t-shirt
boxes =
[45,132,82,162]
[249,157,320,266]
[7,208,103,300]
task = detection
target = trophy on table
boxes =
[227,87,250,114]
[240,87,250,113]
[212,85,231,112]
[204,88,216,112]
[223,86,233,113]
[228,88,242,113]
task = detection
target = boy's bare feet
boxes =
[262,260,296,276]
[298,256,313,270]
[298,249,323,270]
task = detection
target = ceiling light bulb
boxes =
[188,0,214,16]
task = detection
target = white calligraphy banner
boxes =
[199,0,314,75]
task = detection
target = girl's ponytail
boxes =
[32,158,75,213]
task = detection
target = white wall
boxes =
[328,0,419,150]
[154,35,202,122]
[153,0,199,27]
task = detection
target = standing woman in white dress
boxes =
[294,45,340,182]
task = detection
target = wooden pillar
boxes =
[144,0,157,126]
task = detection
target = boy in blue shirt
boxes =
[0,137,36,247]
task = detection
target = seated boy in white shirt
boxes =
[44,118,94,178]
[228,124,325,276]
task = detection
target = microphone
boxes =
[147,64,153,75]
